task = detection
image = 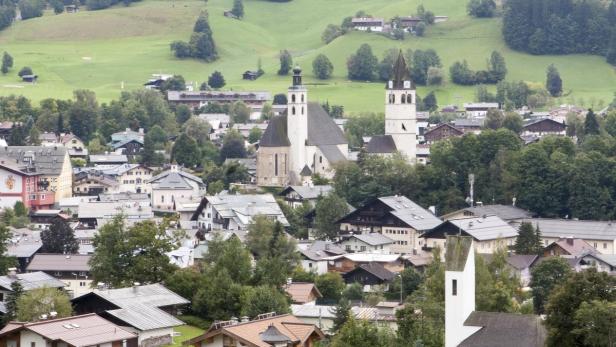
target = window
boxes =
[345,245,351,251]
[31,342,35,347]
[604,243,608,249]
[452,279,457,296]
[407,94,412,103]
[291,94,296,102]
[292,106,296,115]
[301,94,304,102]
[274,154,279,176]
[360,246,366,252]
[401,95,406,104]
[161,196,165,203]
[594,242,598,249]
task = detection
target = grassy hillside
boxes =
[0,0,614,113]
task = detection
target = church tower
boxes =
[385,51,417,162]
[287,67,308,175]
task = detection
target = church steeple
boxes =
[388,51,413,90]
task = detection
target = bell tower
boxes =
[385,51,417,163]
[287,66,308,175]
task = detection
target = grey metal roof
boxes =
[349,233,394,246]
[299,165,312,176]
[196,193,289,226]
[456,204,534,221]
[318,145,346,164]
[0,146,68,175]
[299,241,346,261]
[89,154,128,164]
[26,254,91,272]
[148,168,204,189]
[593,254,616,267]
[7,228,42,258]
[0,272,66,291]
[461,311,546,347]
[77,201,153,220]
[378,196,442,231]
[74,284,189,331]
[513,218,616,241]
[281,185,333,200]
[366,135,397,154]
[348,263,395,281]
[453,118,484,127]
[448,216,518,241]
[259,102,347,148]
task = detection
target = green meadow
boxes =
[0,0,614,113]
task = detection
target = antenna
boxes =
[468,173,475,207]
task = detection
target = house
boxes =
[351,17,385,31]
[401,249,433,272]
[29,209,70,229]
[543,237,597,257]
[283,282,322,304]
[184,313,324,347]
[423,123,464,144]
[511,218,616,254]
[26,254,92,298]
[6,227,42,272]
[522,118,567,138]
[337,233,394,254]
[442,204,534,221]
[257,68,348,187]
[75,164,153,194]
[325,252,404,273]
[365,53,417,163]
[415,144,430,165]
[144,74,173,90]
[463,102,499,117]
[191,193,288,231]
[243,71,259,80]
[297,240,346,275]
[337,195,442,254]
[453,118,483,134]
[291,303,399,334]
[421,215,518,254]
[444,236,546,347]
[0,314,138,347]
[342,263,396,292]
[279,185,333,208]
[148,165,205,213]
[479,253,538,287]
[0,161,55,210]
[71,284,189,347]
[224,158,257,183]
[89,154,128,165]
[77,201,154,229]
[21,75,37,83]
[0,146,73,200]
[398,16,422,30]
[0,270,66,313]
[64,4,79,13]
[110,129,145,156]
[73,172,119,196]
[167,91,271,110]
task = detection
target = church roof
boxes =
[318,145,346,164]
[299,165,312,176]
[389,51,414,89]
[259,102,347,148]
[366,135,397,153]
[460,311,546,347]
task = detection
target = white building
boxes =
[365,52,417,163]
[25,254,92,297]
[351,17,385,31]
[298,240,346,275]
[191,193,289,231]
[463,102,500,118]
[337,233,394,254]
[148,165,205,212]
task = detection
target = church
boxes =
[256,51,418,187]
[365,52,417,161]
[257,67,349,187]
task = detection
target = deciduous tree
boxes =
[16,287,72,322]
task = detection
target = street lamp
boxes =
[397,273,403,303]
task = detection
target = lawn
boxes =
[0,0,614,113]
[168,325,203,347]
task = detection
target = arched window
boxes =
[292,106,296,115]
[274,154,279,176]
[291,94,296,102]
[401,94,406,104]
[301,107,304,115]
[301,94,304,102]
[407,94,413,104]
[391,94,396,104]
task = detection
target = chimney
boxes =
[125,128,130,133]
[566,237,574,245]
[49,311,57,319]
[132,282,141,292]
[8,267,17,279]
[40,314,48,320]
[240,316,250,323]
[230,317,239,325]
[428,206,436,215]
[286,278,292,285]
[138,128,144,134]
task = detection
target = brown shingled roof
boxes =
[284,283,322,304]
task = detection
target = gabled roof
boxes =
[72,284,189,331]
[318,144,346,164]
[523,117,566,128]
[187,314,323,347]
[461,311,546,347]
[378,196,442,231]
[284,283,322,304]
[298,241,346,261]
[0,314,137,347]
[346,233,394,246]
[423,215,518,241]
[445,204,534,221]
[505,254,539,270]
[299,165,312,177]
[191,193,289,226]
[0,146,68,175]
[259,102,347,148]
[89,154,128,164]
[513,218,616,241]
[148,167,204,190]
[27,254,91,272]
[546,238,597,256]
[346,263,395,281]
[366,135,397,154]
[0,271,66,291]
[424,122,464,137]
[280,185,333,200]
[324,252,400,263]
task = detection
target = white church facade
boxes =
[257,68,349,187]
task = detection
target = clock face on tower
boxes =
[404,81,411,89]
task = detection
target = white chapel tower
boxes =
[385,52,417,162]
[287,67,308,176]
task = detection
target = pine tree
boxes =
[332,298,351,332]
[607,30,616,65]
[189,12,217,61]
[546,64,562,97]
[4,281,23,323]
[56,113,64,135]
[278,50,293,75]
[231,0,244,18]
[1,51,13,74]
[514,222,542,254]
[584,109,600,135]
[207,71,226,89]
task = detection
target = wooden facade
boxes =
[424,123,464,144]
